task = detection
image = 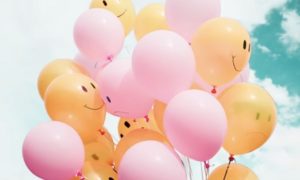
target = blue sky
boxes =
[0,0,299,179]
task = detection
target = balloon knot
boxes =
[229,155,235,162]
[144,115,150,122]
[211,86,217,94]
[98,129,105,135]
[204,161,210,169]
[76,171,85,180]
[107,55,113,61]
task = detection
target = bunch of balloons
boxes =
[23,0,277,180]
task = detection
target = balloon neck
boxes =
[211,86,217,94]
[204,161,210,169]
[76,171,85,180]
[144,115,149,122]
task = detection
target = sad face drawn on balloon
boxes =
[218,83,277,155]
[90,0,136,35]
[96,59,153,119]
[44,74,106,143]
[192,18,251,86]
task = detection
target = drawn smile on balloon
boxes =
[117,9,127,18]
[84,103,104,111]
[232,56,241,72]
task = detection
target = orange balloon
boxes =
[114,129,171,169]
[118,111,159,139]
[72,161,117,180]
[192,18,251,86]
[153,101,167,132]
[209,163,258,180]
[218,83,277,155]
[44,74,106,144]
[96,127,115,149]
[37,59,85,99]
[85,141,114,166]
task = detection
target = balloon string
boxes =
[187,158,193,180]
[223,155,235,180]
[200,161,205,180]
[204,161,210,179]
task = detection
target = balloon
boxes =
[194,64,250,97]
[209,163,258,180]
[218,83,277,155]
[73,161,117,180]
[38,59,85,99]
[74,9,124,60]
[44,74,106,143]
[165,0,221,42]
[118,141,186,180]
[97,59,153,118]
[96,127,115,149]
[118,111,159,139]
[132,30,196,103]
[85,141,114,166]
[164,90,227,161]
[191,18,251,86]
[22,121,84,180]
[114,129,171,169]
[134,3,169,40]
[90,0,136,35]
[153,101,167,132]
[75,53,110,79]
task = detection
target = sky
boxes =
[0,0,299,179]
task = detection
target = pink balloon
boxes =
[132,30,195,103]
[96,59,154,118]
[164,90,227,161]
[75,53,110,79]
[165,0,221,42]
[22,121,84,180]
[194,64,250,96]
[74,9,124,60]
[118,141,187,180]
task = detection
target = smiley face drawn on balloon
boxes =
[218,83,277,155]
[118,111,159,139]
[90,0,136,35]
[44,74,106,143]
[96,59,153,119]
[192,18,251,86]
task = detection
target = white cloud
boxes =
[221,0,287,30]
[257,44,272,53]
[280,9,300,52]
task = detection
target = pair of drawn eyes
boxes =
[256,113,272,122]
[81,82,96,92]
[243,40,251,52]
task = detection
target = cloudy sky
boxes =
[0,0,299,179]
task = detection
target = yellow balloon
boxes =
[44,74,106,144]
[218,83,277,155]
[134,3,169,40]
[85,141,114,166]
[37,59,85,99]
[153,101,167,132]
[192,18,251,86]
[90,0,136,35]
[72,161,117,180]
[118,111,159,139]
[209,163,258,180]
[114,129,171,169]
